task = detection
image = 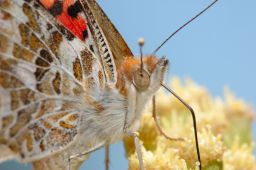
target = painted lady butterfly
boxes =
[0,0,217,169]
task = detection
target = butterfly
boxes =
[0,0,218,169]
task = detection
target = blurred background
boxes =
[1,0,255,169]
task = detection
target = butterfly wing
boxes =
[38,0,133,86]
[67,0,133,86]
[83,0,133,67]
[0,0,106,162]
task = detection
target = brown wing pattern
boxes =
[0,0,104,162]
[0,0,132,164]
[84,0,133,68]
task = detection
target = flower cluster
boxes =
[123,77,255,170]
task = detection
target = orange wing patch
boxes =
[40,0,88,41]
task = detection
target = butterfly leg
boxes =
[105,144,110,170]
[68,142,105,170]
[124,128,144,170]
[152,95,185,141]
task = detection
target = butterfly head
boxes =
[117,55,168,96]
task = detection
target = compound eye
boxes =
[133,69,150,91]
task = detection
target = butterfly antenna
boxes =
[152,0,218,55]
[161,83,202,170]
[138,38,145,74]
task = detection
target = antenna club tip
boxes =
[138,38,145,46]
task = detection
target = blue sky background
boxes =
[1,0,256,170]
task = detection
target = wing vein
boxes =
[0,6,83,87]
